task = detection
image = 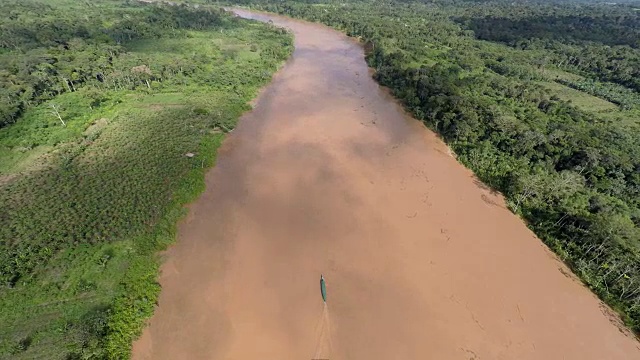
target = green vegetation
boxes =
[538,81,618,114]
[241,0,640,333]
[0,0,292,358]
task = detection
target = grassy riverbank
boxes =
[0,1,292,358]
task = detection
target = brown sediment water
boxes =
[132,9,640,360]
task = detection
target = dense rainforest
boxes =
[241,0,640,333]
[0,0,292,358]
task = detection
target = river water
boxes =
[132,9,640,360]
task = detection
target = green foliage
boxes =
[454,3,640,91]
[553,78,640,111]
[0,1,292,358]
[0,0,242,128]
[539,81,619,113]
[246,0,640,333]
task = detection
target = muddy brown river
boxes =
[132,9,640,360]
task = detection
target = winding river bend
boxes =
[132,10,640,360]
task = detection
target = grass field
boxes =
[0,6,293,358]
[536,79,640,126]
[539,81,619,113]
